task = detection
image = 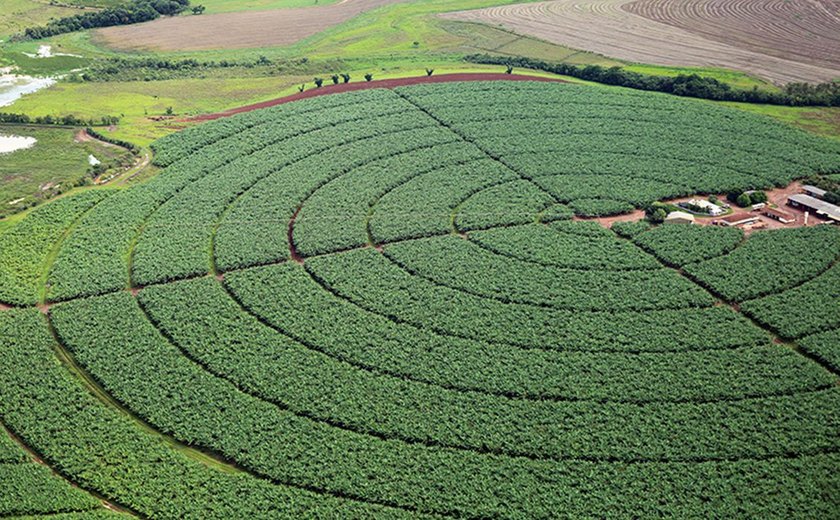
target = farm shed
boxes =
[664,211,695,224]
[788,194,840,223]
[685,198,723,215]
[763,207,795,224]
[717,213,759,227]
[802,185,828,199]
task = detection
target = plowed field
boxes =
[443,0,840,84]
[93,0,402,51]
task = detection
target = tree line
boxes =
[0,113,120,127]
[15,0,190,40]
[465,54,840,107]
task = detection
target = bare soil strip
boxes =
[183,73,565,122]
[93,0,403,51]
[442,0,840,84]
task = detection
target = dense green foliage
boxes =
[685,226,840,301]
[633,224,744,267]
[799,329,840,373]
[741,264,840,339]
[466,54,840,106]
[1,82,839,517]
[0,309,415,519]
[0,191,110,305]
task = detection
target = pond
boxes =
[0,68,55,107]
[0,134,37,154]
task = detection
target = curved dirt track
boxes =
[184,73,565,121]
[94,0,403,51]
[443,0,840,84]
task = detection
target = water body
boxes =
[0,134,37,154]
[0,68,56,107]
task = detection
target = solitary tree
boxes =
[314,77,324,88]
[331,74,340,85]
[298,84,305,92]
[165,106,173,115]
[650,208,667,223]
[364,73,373,82]
[505,65,513,74]
[340,73,351,83]
[425,68,434,77]
[191,5,205,14]
[736,193,752,208]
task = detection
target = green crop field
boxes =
[1,81,839,517]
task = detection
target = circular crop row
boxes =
[1,81,840,518]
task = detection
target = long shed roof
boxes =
[789,194,840,221]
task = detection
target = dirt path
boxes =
[442,0,840,84]
[183,73,565,122]
[94,0,405,51]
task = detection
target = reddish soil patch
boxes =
[94,0,404,52]
[571,181,824,232]
[74,129,93,143]
[573,209,646,228]
[37,303,52,315]
[288,207,305,264]
[443,0,840,84]
[0,302,11,311]
[184,73,564,122]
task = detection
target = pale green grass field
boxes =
[0,124,131,217]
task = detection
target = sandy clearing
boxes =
[442,0,840,84]
[94,0,403,51]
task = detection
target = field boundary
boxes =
[183,73,565,122]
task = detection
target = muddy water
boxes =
[0,71,55,107]
[0,135,37,154]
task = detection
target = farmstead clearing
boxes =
[443,0,840,84]
[1,81,840,517]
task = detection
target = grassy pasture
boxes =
[0,124,131,217]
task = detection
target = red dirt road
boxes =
[184,73,565,122]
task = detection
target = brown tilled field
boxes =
[93,0,402,51]
[443,0,840,84]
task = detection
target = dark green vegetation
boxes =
[0,408,123,517]
[467,55,840,106]
[1,81,839,517]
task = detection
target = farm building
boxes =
[762,207,795,224]
[683,198,723,215]
[717,213,759,227]
[664,211,695,224]
[802,185,827,199]
[788,194,840,223]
